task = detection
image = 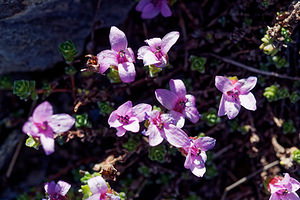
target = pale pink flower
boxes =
[268,173,300,200]
[155,79,200,127]
[181,136,216,177]
[44,180,71,200]
[22,101,75,155]
[215,76,257,119]
[136,0,172,19]
[97,26,136,83]
[86,176,121,200]
[137,31,179,68]
[108,101,152,137]
[144,109,190,147]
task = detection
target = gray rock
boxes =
[0,0,135,74]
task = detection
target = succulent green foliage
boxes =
[13,80,38,101]
[148,144,167,163]
[97,101,114,115]
[263,85,289,102]
[138,165,151,177]
[148,65,163,78]
[282,120,296,134]
[81,184,92,199]
[290,91,300,103]
[201,109,221,126]
[25,135,40,149]
[0,75,12,90]
[107,67,122,83]
[227,120,248,134]
[75,113,91,128]
[65,66,77,75]
[281,27,292,43]
[271,56,288,69]
[152,105,162,112]
[119,192,126,200]
[259,34,278,56]
[80,171,102,184]
[292,148,300,164]
[58,40,78,64]
[190,55,206,73]
[123,135,140,152]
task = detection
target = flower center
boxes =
[118,115,130,124]
[152,115,164,130]
[117,50,128,63]
[174,98,188,113]
[278,189,289,195]
[226,89,239,102]
[34,121,49,131]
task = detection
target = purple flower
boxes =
[144,109,190,147]
[86,176,121,200]
[137,31,179,68]
[136,0,172,19]
[44,180,71,200]
[268,173,300,200]
[181,136,216,177]
[108,101,152,137]
[215,76,257,119]
[97,26,136,83]
[155,79,200,127]
[87,176,108,200]
[22,101,75,155]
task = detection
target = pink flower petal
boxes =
[48,114,75,133]
[109,26,128,52]
[97,50,118,74]
[132,103,152,122]
[32,101,53,123]
[116,101,133,116]
[239,93,256,111]
[235,76,257,94]
[147,125,164,146]
[116,126,126,137]
[290,176,300,192]
[161,31,179,55]
[169,79,186,97]
[185,94,196,106]
[269,193,280,200]
[283,192,300,200]
[126,47,135,63]
[142,51,160,66]
[141,3,160,19]
[56,181,71,196]
[40,133,55,155]
[137,46,152,60]
[44,181,56,195]
[136,0,151,11]
[194,137,216,151]
[123,117,140,132]
[224,99,241,119]
[145,38,162,51]
[86,193,101,200]
[184,147,193,169]
[118,62,136,83]
[22,119,39,137]
[155,89,178,110]
[164,124,189,148]
[87,176,108,195]
[190,164,206,177]
[218,95,226,117]
[160,0,172,17]
[215,76,234,93]
[169,110,185,128]
[108,111,123,128]
[184,106,200,124]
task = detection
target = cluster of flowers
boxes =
[108,78,215,177]
[43,175,121,200]
[97,26,179,83]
